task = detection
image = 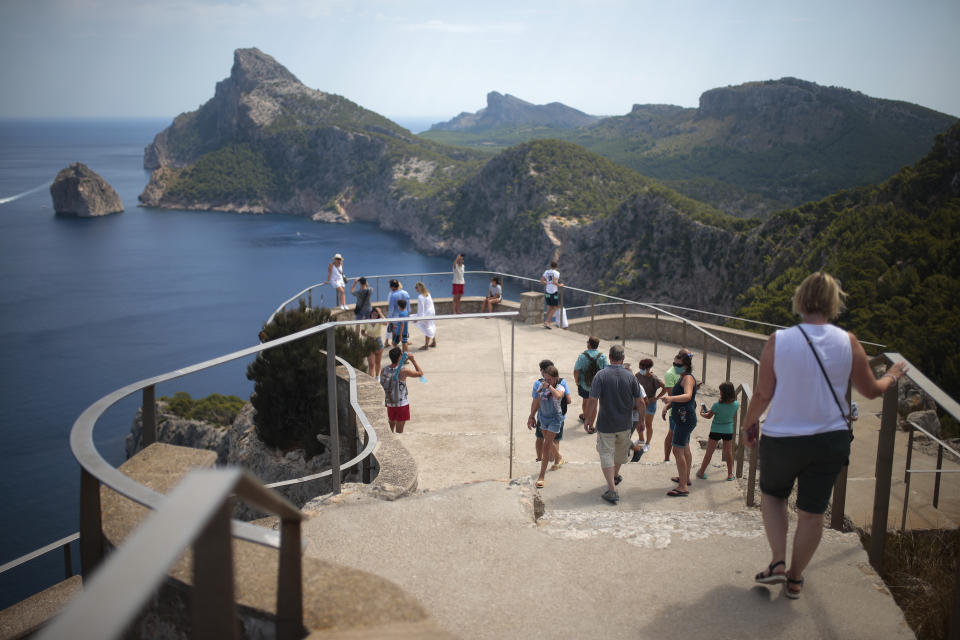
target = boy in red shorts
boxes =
[379,347,424,433]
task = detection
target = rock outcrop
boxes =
[50,163,123,216]
[127,402,337,520]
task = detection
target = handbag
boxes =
[796,325,854,444]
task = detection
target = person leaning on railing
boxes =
[744,271,908,600]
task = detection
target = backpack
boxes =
[381,364,405,405]
[581,351,601,387]
[559,378,569,416]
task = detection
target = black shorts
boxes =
[709,431,733,441]
[577,385,590,399]
[545,292,560,307]
[535,420,564,441]
[759,430,850,514]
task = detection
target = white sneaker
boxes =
[642,444,650,452]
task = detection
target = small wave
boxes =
[0,181,52,205]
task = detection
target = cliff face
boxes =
[127,403,334,520]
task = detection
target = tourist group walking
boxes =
[318,255,906,602]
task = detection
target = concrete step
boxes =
[0,575,81,640]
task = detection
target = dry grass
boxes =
[859,528,960,640]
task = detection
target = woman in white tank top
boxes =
[743,272,908,599]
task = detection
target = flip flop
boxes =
[670,477,693,484]
[666,488,689,497]
[535,479,545,488]
[550,457,566,471]
[755,560,787,585]
[696,472,707,480]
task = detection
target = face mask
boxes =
[638,369,648,375]
[673,364,684,371]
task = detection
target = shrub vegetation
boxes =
[245,303,375,458]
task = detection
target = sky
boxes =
[0,0,958,126]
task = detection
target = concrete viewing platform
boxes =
[299,311,935,639]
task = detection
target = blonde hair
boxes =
[415,281,430,296]
[792,272,847,319]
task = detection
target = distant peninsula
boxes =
[428,91,601,132]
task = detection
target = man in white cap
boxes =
[326,253,347,309]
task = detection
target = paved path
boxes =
[302,316,921,639]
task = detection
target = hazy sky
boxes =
[1,0,957,124]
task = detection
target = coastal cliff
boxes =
[127,402,334,519]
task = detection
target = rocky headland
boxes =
[137,46,960,398]
[50,162,123,216]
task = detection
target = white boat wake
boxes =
[0,182,52,205]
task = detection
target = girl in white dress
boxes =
[414,282,437,350]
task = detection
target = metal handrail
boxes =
[73,311,516,558]
[266,269,827,346]
[37,468,304,640]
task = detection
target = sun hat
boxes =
[333,253,343,260]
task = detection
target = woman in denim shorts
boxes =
[744,272,908,599]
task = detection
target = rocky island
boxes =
[50,162,123,216]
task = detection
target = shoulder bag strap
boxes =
[796,325,852,432]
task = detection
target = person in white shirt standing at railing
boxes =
[452,254,466,314]
[541,260,563,329]
[745,271,908,600]
[326,253,348,310]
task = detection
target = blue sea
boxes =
[0,118,479,607]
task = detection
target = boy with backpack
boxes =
[574,336,607,421]
[379,347,423,433]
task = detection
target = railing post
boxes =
[752,362,759,392]
[746,433,759,507]
[934,444,944,509]
[590,295,596,336]
[621,303,626,347]
[79,467,104,579]
[654,310,659,357]
[701,331,707,383]
[869,380,900,572]
[509,319,516,479]
[277,516,304,640]
[735,393,747,478]
[682,322,687,350]
[951,558,960,640]
[326,328,342,495]
[831,465,849,531]
[193,501,239,640]
[725,347,732,383]
[308,289,312,308]
[142,385,157,447]
[901,427,915,530]
[63,540,73,579]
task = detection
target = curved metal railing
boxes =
[271,269,885,350]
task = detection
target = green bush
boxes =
[159,391,245,427]
[245,302,376,458]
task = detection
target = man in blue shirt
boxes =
[387,279,411,353]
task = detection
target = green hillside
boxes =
[420,79,957,219]
[736,122,960,396]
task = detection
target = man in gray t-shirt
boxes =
[584,344,646,504]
